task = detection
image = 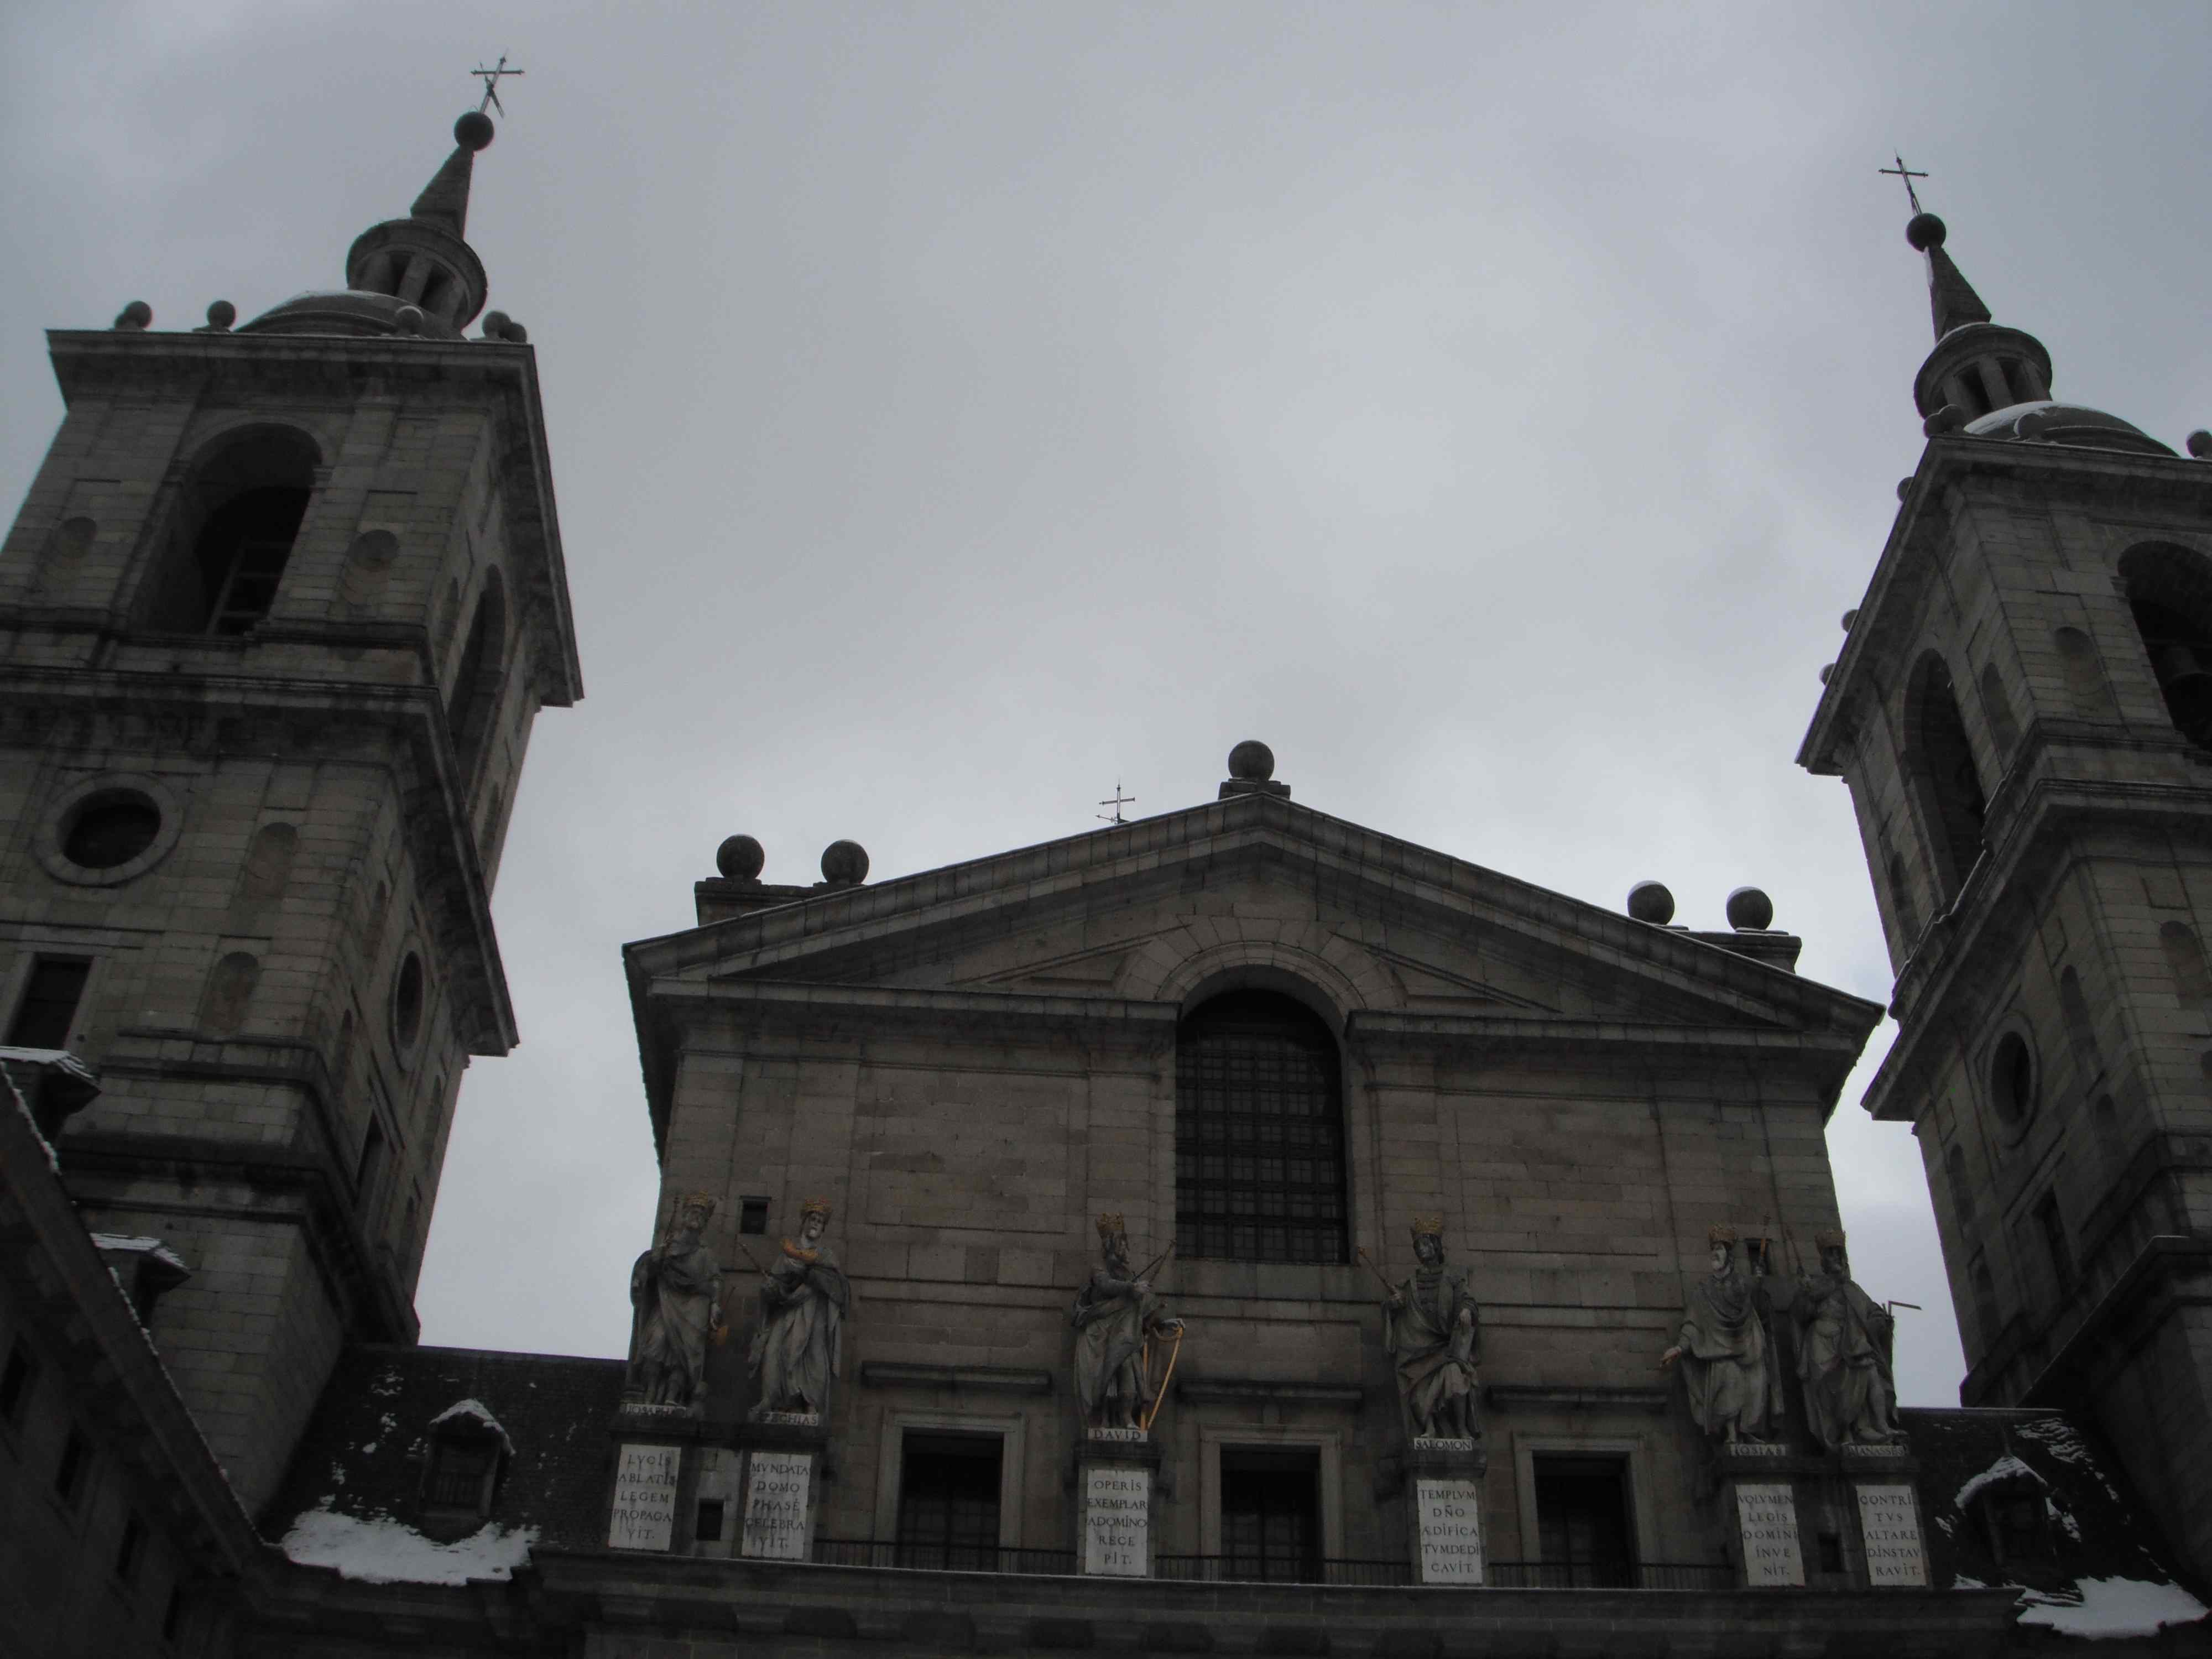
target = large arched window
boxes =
[1175,990,1348,1264]
[1905,654,1988,905]
[143,427,319,634]
[2120,544,2212,750]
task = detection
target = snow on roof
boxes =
[429,1397,514,1456]
[2017,1575,2210,1640]
[1,1060,58,1173]
[1955,1453,2043,1511]
[90,1234,190,1274]
[280,1504,536,1587]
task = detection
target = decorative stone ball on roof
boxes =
[1905,212,1947,252]
[1725,886,1775,931]
[455,110,496,152]
[1228,740,1275,781]
[2187,431,2211,460]
[821,840,869,885]
[1626,881,1674,925]
[715,834,764,883]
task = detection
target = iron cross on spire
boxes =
[1879,153,1930,216]
[1097,781,1136,825]
[471,55,524,116]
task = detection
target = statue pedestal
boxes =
[1715,1443,1807,1588]
[1404,1438,1486,1585]
[1840,1445,1927,1588]
[736,1416,826,1561]
[606,1405,739,1556]
[1078,1428,1159,1578]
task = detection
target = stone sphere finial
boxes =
[503,319,528,343]
[481,310,512,340]
[395,304,426,336]
[1725,886,1775,931]
[821,839,869,885]
[1905,212,1946,252]
[716,834,764,882]
[113,300,152,331]
[1227,739,1275,781]
[205,300,236,331]
[2188,430,2212,460]
[1626,881,1675,925]
[1923,405,1966,437]
[455,110,496,152]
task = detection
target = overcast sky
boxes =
[7,3,2210,1408]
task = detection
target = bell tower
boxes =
[0,108,581,1509]
[1799,207,2212,1574]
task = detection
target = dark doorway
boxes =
[895,1431,1002,1570]
[1533,1455,1635,1587]
[1220,1445,1321,1582]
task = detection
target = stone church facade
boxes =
[0,106,2205,1657]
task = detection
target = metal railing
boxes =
[810,1537,1077,1574]
[806,1541,1731,1590]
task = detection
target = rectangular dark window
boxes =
[0,1342,34,1425]
[1219,1446,1320,1583]
[1533,1455,1635,1588]
[739,1196,770,1235]
[1816,1530,1844,1574]
[55,1426,88,1505]
[2037,1192,2076,1290]
[427,1438,494,1509]
[163,1583,185,1643]
[355,1119,387,1202]
[895,1431,1002,1570]
[695,1499,725,1543]
[117,1513,147,1582]
[8,957,90,1050]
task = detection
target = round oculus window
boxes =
[63,793,161,870]
[393,952,425,1050]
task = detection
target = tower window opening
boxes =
[145,427,319,633]
[2036,1191,2075,1291]
[198,487,308,634]
[393,953,425,1050]
[1906,655,1987,905]
[445,570,508,779]
[8,957,91,1050]
[1176,989,1349,1264]
[1944,1142,1976,1228]
[2121,545,2212,749]
[1990,1032,2036,1127]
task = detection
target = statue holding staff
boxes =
[1071,1214,1183,1432]
[747,1196,851,1422]
[625,1192,724,1413]
[1793,1229,1902,1451]
[1364,1214,1481,1442]
[1660,1223,1780,1444]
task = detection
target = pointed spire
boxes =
[1905,213,1991,339]
[409,111,493,236]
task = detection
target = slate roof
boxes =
[1902,1405,2205,1630]
[262,1343,624,1551]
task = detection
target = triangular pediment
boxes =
[624,795,1880,1048]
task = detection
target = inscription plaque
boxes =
[1413,1476,1485,1584]
[1087,1426,1148,1443]
[1855,1482,1928,1587]
[607,1442,681,1552]
[1082,1464,1151,1577]
[741,1448,813,1561]
[1733,1480,1804,1588]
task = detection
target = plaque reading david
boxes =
[741,1449,814,1560]
[607,1442,681,1551]
[1733,1481,1804,1587]
[1855,1482,1928,1587]
[1413,1476,1485,1584]
[1082,1464,1151,1577]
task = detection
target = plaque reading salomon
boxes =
[1413,1476,1485,1584]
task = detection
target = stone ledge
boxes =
[1485,1384,1670,1414]
[1176,1378,1365,1409]
[859,1361,1053,1394]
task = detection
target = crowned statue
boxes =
[1070,1213,1183,1433]
[1661,1223,1781,1445]
[1793,1229,1903,1451]
[747,1195,851,1423]
[1374,1214,1481,1443]
[626,1192,724,1413]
